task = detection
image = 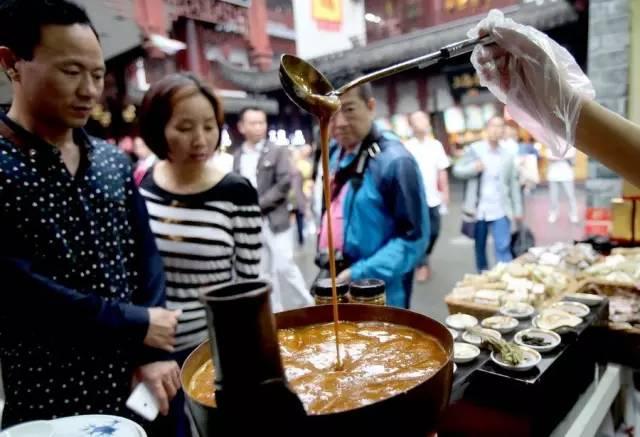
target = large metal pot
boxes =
[182,302,454,436]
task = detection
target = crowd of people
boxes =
[2,0,640,435]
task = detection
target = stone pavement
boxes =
[294,181,587,323]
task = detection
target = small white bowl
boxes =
[448,328,460,341]
[551,301,591,318]
[454,342,480,363]
[446,313,478,331]
[499,302,535,319]
[514,328,561,353]
[462,328,502,347]
[481,316,519,333]
[491,346,541,372]
[564,292,604,307]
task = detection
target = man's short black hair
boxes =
[333,71,374,104]
[238,106,266,122]
[0,0,98,61]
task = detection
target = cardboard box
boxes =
[623,180,640,198]
[611,198,634,241]
[585,207,612,221]
[584,222,610,237]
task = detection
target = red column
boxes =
[186,19,202,74]
[134,0,167,35]
[247,0,273,71]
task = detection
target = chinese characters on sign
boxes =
[444,0,492,13]
[168,0,248,29]
[313,0,342,31]
[451,72,482,90]
[445,68,484,101]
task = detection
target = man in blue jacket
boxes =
[318,81,429,308]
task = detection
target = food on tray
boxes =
[581,253,640,285]
[565,292,604,307]
[491,347,541,372]
[481,316,519,333]
[514,328,561,353]
[521,335,550,347]
[550,301,590,318]
[462,328,501,347]
[519,243,599,272]
[451,262,571,309]
[578,282,640,329]
[534,308,582,331]
[475,330,524,366]
[500,302,535,319]
[188,321,448,414]
[454,342,480,363]
[446,313,478,330]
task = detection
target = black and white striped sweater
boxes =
[140,171,262,352]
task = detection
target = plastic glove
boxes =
[468,10,595,156]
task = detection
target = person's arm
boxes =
[233,183,263,280]
[348,157,430,283]
[436,141,451,205]
[127,177,177,364]
[0,256,150,342]
[125,171,182,415]
[452,146,481,180]
[575,100,640,187]
[438,169,450,206]
[0,167,178,349]
[259,146,292,214]
[468,9,640,186]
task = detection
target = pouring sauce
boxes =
[188,321,447,414]
[286,63,343,369]
[316,98,343,370]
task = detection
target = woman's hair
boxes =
[139,73,224,160]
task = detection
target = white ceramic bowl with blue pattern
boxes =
[1,415,145,437]
[50,415,145,437]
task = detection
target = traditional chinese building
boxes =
[218,0,587,153]
[30,0,297,143]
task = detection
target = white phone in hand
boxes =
[126,382,160,421]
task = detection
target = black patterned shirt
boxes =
[0,113,166,426]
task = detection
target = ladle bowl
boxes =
[279,35,493,115]
[279,54,336,115]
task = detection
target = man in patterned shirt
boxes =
[0,0,181,428]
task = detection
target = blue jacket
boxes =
[329,125,430,307]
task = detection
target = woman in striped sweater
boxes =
[137,74,262,436]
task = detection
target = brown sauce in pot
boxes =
[188,321,447,415]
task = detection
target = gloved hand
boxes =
[468,9,595,156]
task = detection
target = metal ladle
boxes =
[279,34,493,114]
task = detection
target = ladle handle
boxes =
[439,34,494,61]
[334,34,494,96]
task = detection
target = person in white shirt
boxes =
[406,111,450,281]
[546,146,578,224]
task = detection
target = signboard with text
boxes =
[293,0,365,58]
[312,0,342,31]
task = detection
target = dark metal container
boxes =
[181,280,453,437]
